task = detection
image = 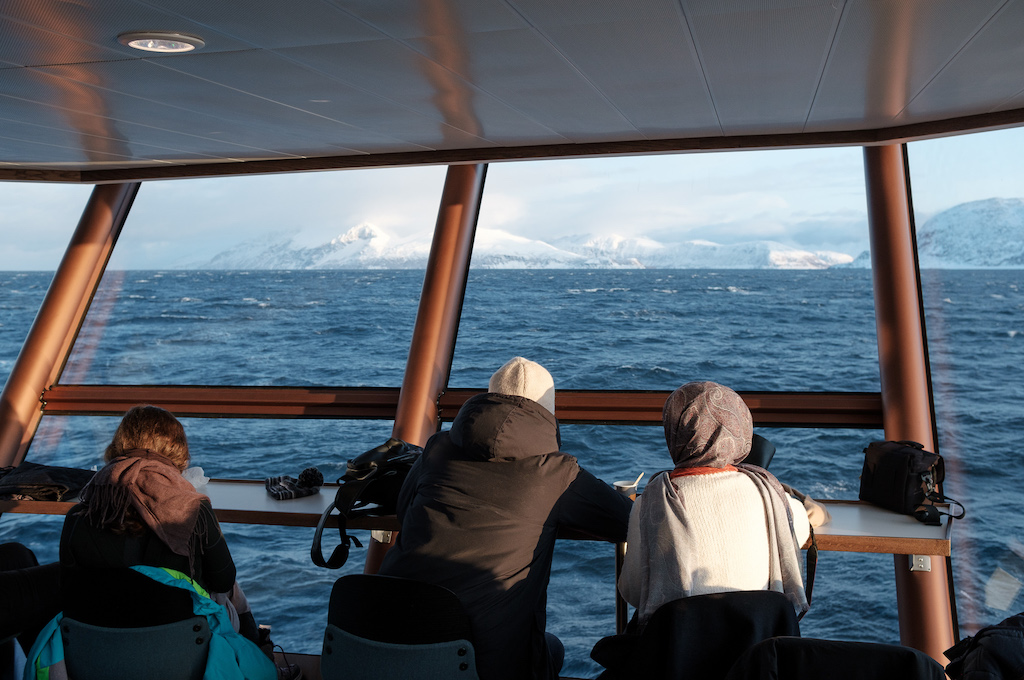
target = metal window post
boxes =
[363,163,486,573]
[0,182,139,468]
[864,144,955,663]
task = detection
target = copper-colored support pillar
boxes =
[363,164,486,574]
[864,145,955,663]
[0,182,139,468]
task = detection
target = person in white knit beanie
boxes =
[380,356,631,680]
[488,356,555,415]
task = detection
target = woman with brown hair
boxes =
[55,405,297,679]
[60,405,238,609]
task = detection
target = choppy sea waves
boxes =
[1,269,1022,677]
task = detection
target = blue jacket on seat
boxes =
[25,565,274,680]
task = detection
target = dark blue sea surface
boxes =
[1,269,1022,677]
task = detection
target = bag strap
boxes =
[310,478,370,569]
[928,491,966,520]
[916,463,965,523]
[798,527,817,621]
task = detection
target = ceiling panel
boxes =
[33,60,371,156]
[282,40,559,145]
[1002,85,1024,113]
[0,66,332,162]
[901,0,1024,122]
[688,0,843,133]
[519,2,720,138]
[507,0,647,28]
[325,0,525,40]
[0,15,126,67]
[807,0,1006,131]
[0,129,138,165]
[409,28,643,143]
[0,0,1023,177]
[0,88,250,164]
[0,126,253,169]
[152,48,492,151]
[0,0,253,63]
[145,0,385,48]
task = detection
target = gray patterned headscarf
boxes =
[663,381,753,468]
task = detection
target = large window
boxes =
[908,128,1024,635]
[0,145,934,663]
[454,151,877,392]
[64,168,446,387]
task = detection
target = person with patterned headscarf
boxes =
[618,381,813,629]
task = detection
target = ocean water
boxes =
[1,268,1022,677]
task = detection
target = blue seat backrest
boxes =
[322,574,481,680]
[61,615,210,680]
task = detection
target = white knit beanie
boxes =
[488,357,556,415]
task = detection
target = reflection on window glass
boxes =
[454,151,877,391]
[0,272,52,387]
[909,128,1024,635]
[0,182,91,388]
[62,168,445,386]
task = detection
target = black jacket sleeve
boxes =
[198,500,236,593]
[555,467,632,542]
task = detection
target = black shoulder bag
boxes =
[310,437,422,569]
[859,440,965,525]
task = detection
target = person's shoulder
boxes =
[552,450,579,467]
[669,467,744,485]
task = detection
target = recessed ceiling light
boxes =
[118,31,205,53]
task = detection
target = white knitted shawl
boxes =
[624,470,809,627]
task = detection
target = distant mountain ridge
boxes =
[197,197,1024,269]
[198,225,853,270]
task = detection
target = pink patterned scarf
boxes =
[78,449,209,572]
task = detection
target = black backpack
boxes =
[311,438,421,569]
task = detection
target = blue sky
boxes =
[1,127,1023,270]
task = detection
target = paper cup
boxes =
[614,480,639,499]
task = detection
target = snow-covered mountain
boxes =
[917,198,1024,268]
[200,224,431,269]
[197,198,1024,270]
[844,197,1024,268]
[197,224,853,270]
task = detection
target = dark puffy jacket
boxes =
[945,612,1024,679]
[379,393,632,680]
